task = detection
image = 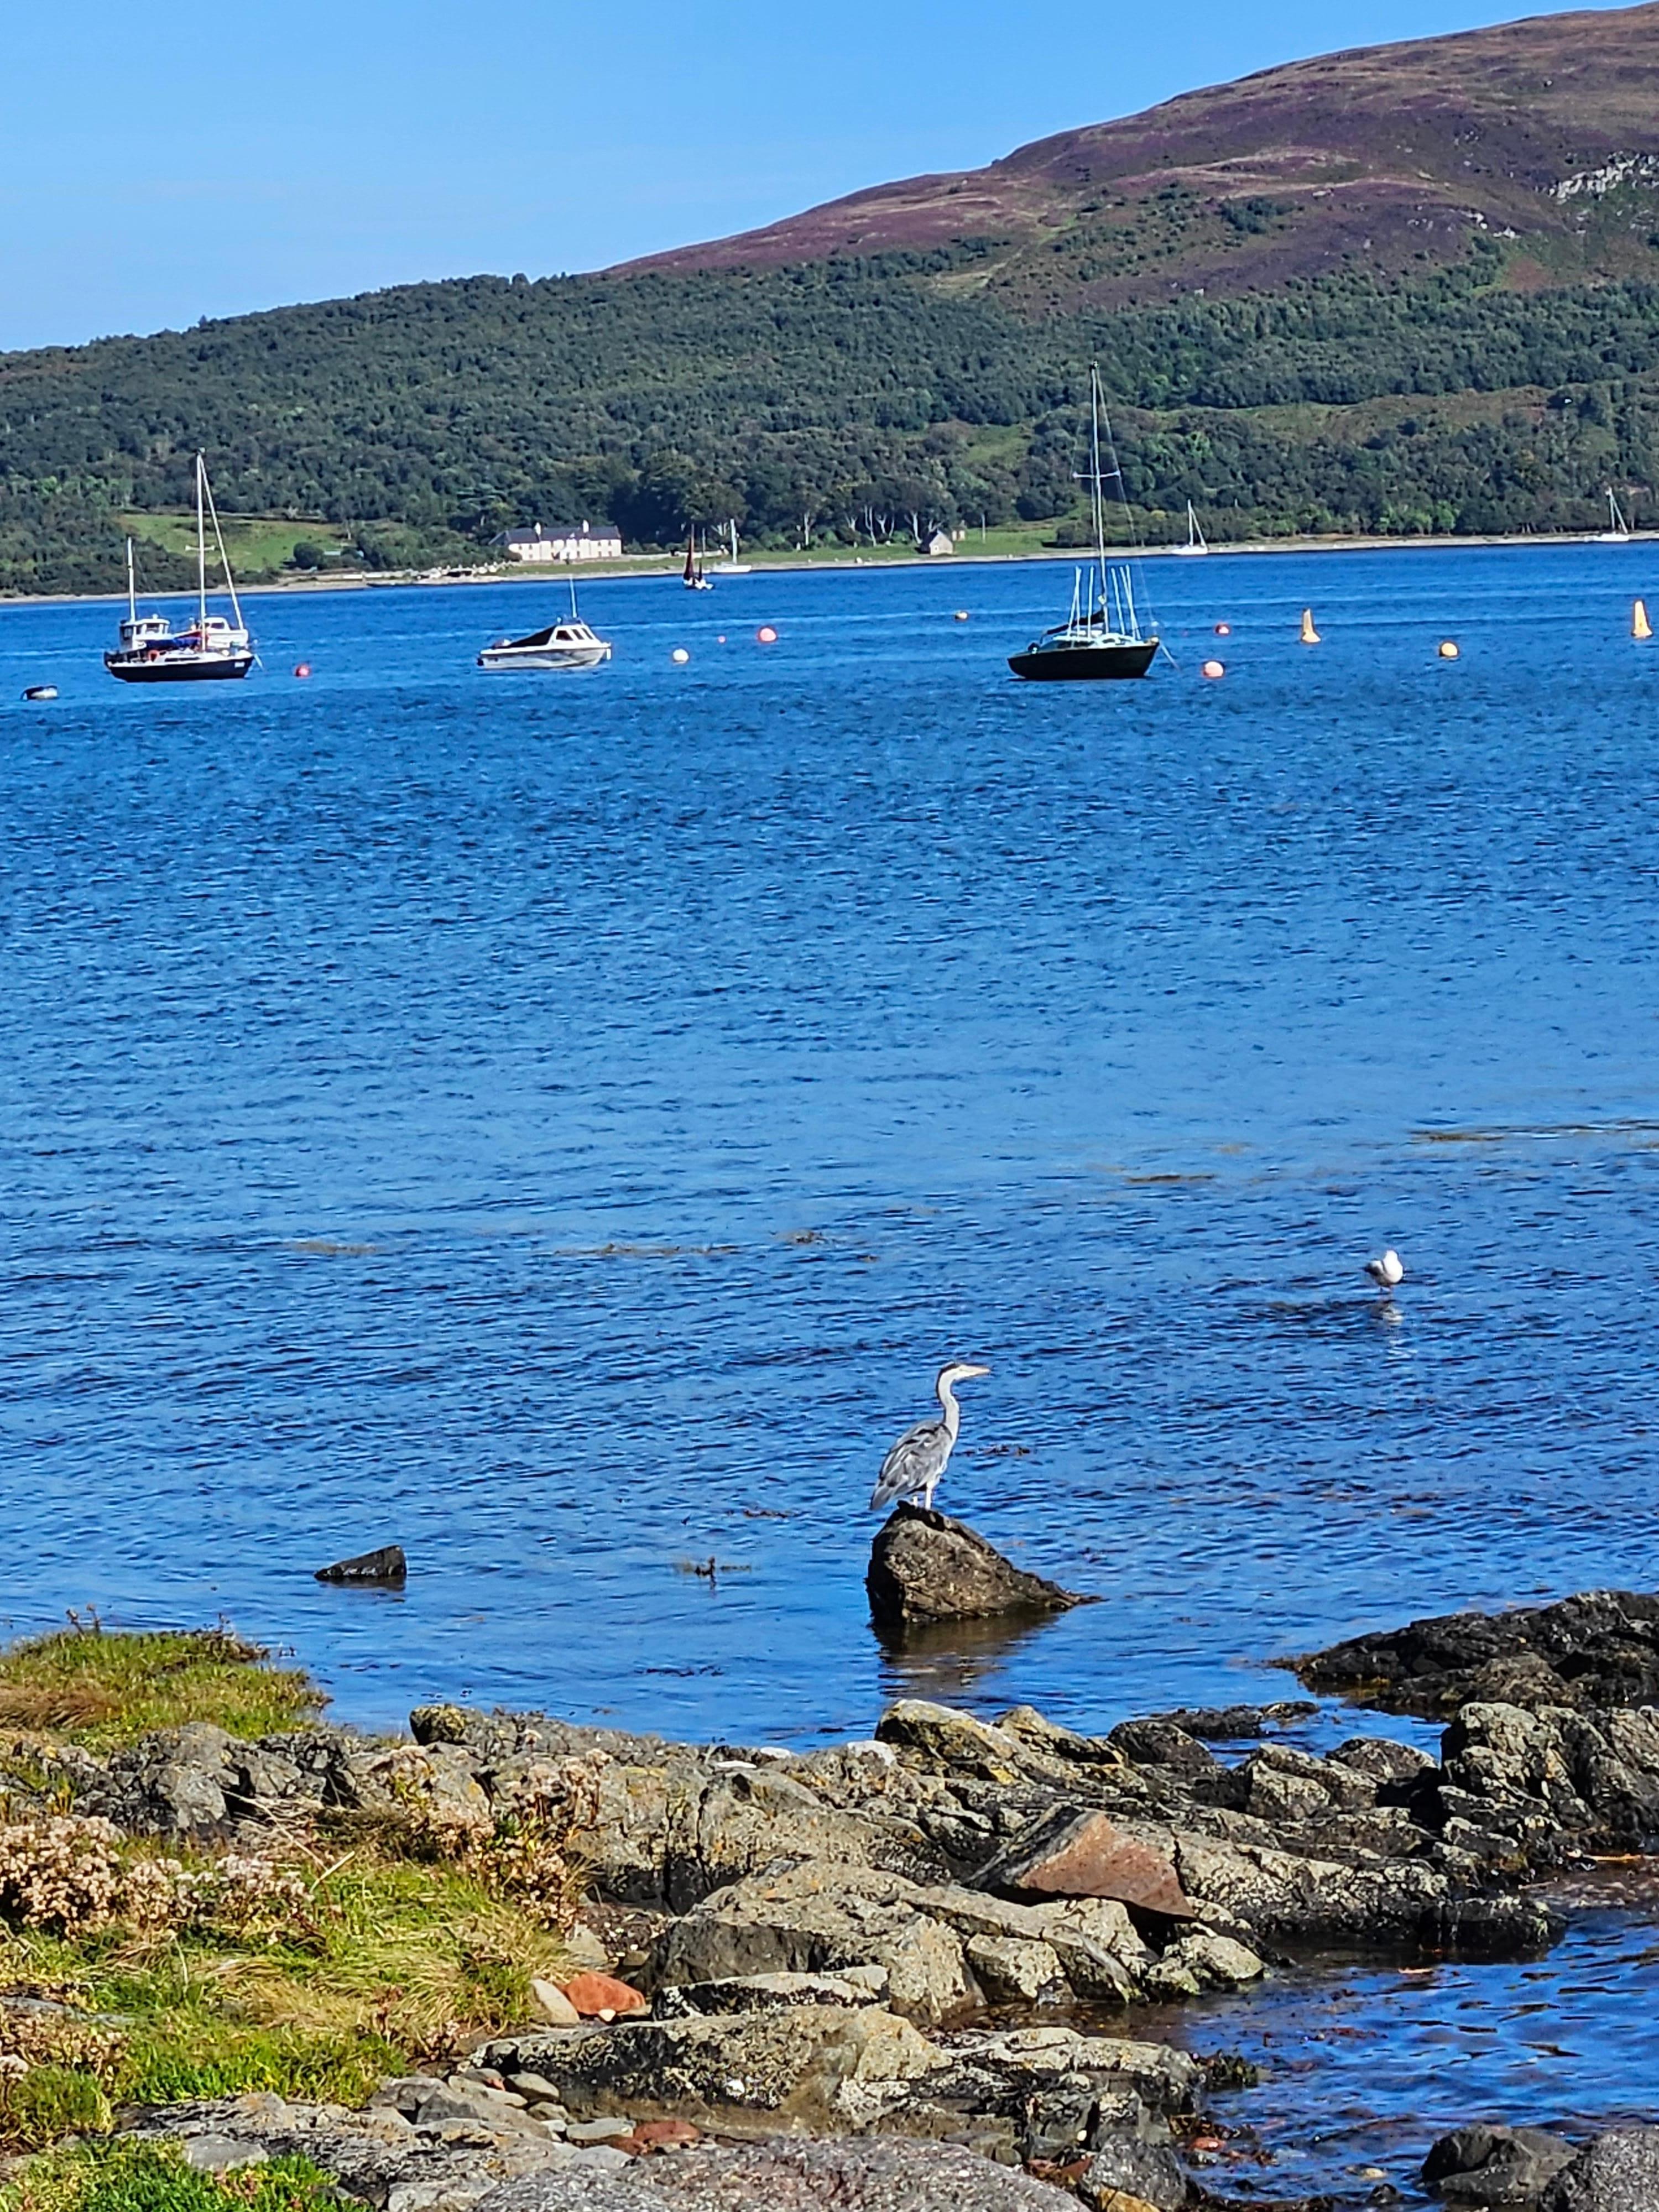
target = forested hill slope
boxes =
[9,5,1659,593]
[623,2,1659,304]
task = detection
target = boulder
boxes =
[1077,2136,1187,2211]
[866,1506,1089,1632]
[475,2135,1074,2210]
[975,1809,1197,1918]
[1423,2122,1578,2205]
[1541,2130,1659,2211]
[476,2006,943,2132]
[646,1863,975,2026]
[315,1545,408,1585]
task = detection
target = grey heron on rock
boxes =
[1365,1248,1405,1293]
[869,1361,991,1514]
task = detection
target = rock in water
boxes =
[315,1545,407,1586]
[1541,2130,1659,2211]
[867,1505,1087,1633]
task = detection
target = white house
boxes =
[496,520,624,564]
[925,528,956,557]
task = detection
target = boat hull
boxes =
[1009,639,1158,681]
[105,653,254,683]
[477,645,611,671]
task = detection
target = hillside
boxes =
[623,3,1659,304]
[7,4,1659,594]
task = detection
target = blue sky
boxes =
[1,0,1631,352]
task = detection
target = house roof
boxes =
[498,521,619,545]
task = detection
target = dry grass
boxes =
[0,1625,324,1750]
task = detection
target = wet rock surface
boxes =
[1298,1590,1659,1718]
[866,1505,1089,1633]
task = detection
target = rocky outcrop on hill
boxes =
[865,1507,1089,1635]
[1297,1590,1659,1717]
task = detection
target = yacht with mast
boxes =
[104,455,255,682]
[1172,499,1209,556]
[1595,487,1634,542]
[682,530,714,590]
[709,519,751,575]
[1009,367,1159,680]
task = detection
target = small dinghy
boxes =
[478,583,612,671]
[22,685,58,701]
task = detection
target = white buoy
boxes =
[1364,1248,1405,1292]
[1201,659,1225,679]
[671,648,690,665]
[1437,640,1459,660]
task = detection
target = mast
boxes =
[196,453,207,634]
[683,531,695,585]
[1089,365,1108,613]
[200,458,244,629]
[126,536,136,624]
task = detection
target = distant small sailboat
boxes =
[1634,598,1652,640]
[682,531,714,591]
[709,519,751,575]
[1595,487,1633,542]
[1172,499,1209,556]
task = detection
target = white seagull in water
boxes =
[869,1361,991,1514]
[1365,1248,1405,1292]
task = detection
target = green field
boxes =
[116,513,354,577]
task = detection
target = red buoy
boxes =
[294,663,312,679]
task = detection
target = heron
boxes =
[869,1361,991,1514]
[1365,1248,1405,1293]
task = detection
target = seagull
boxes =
[1364,1248,1405,1293]
[869,1361,991,1514]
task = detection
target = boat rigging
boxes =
[104,455,255,684]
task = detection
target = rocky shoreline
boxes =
[4,1580,1658,2210]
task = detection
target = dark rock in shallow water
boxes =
[866,1505,1088,1632]
[1296,1589,1659,1715]
[315,1544,408,1585]
[1423,2123,1578,2205]
[1541,2130,1659,2211]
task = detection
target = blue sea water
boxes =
[3,542,1659,2197]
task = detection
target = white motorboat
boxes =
[105,456,255,683]
[477,584,612,670]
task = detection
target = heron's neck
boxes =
[936,1375,962,1437]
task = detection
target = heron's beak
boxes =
[964,1363,991,1378]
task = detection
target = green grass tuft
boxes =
[0,1624,324,1750]
[1,2142,345,2212]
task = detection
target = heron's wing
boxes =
[869,1418,948,1511]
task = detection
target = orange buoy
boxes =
[1214,622,1231,637]
[1635,598,1653,640]
[756,625,778,644]
[293,662,312,679]
[1202,659,1225,680]
[1300,608,1321,644]
[1437,640,1459,660]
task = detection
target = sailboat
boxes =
[682,530,714,591]
[709,519,751,575]
[1172,499,1209,556]
[1595,487,1634,542]
[105,455,255,682]
[1009,367,1159,680]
